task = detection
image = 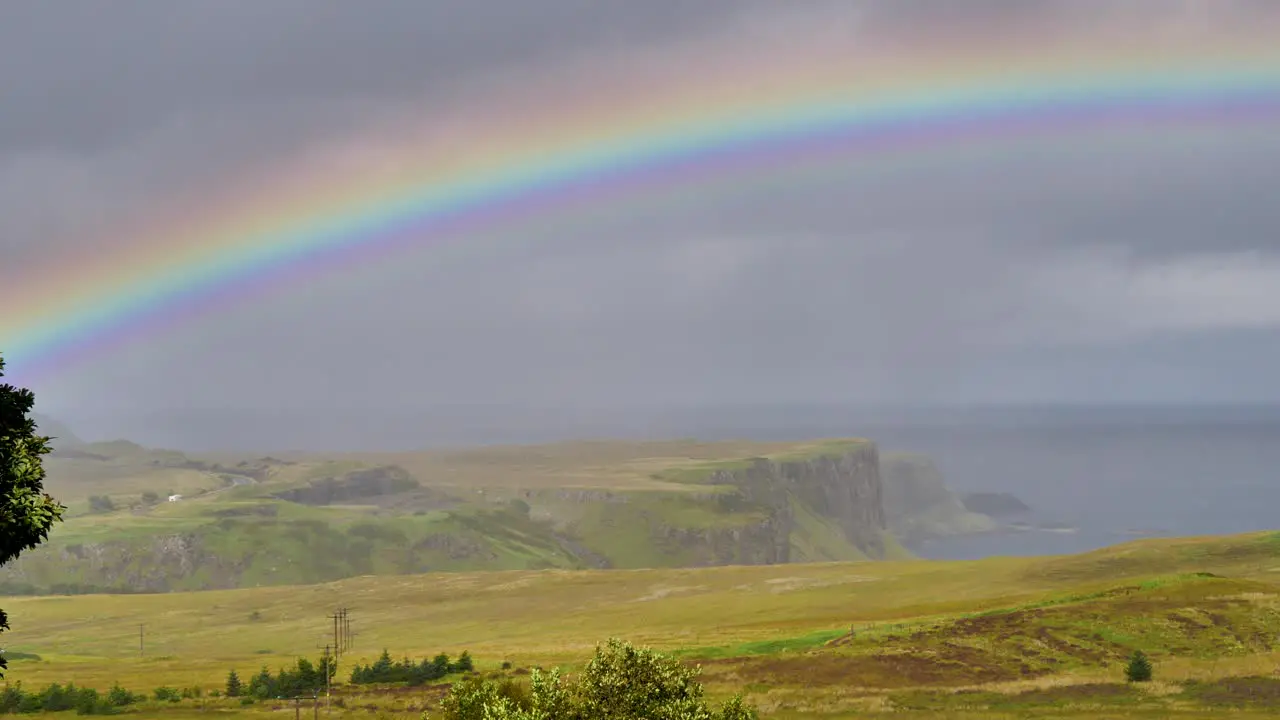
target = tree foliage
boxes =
[238,656,336,699]
[0,353,66,678]
[224,671,242,698]
[350,650,473,686]
[0,681,142,715]
[1125,650,1153,683]
[435,639,755,720]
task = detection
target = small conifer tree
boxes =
[1125,650,1153,682]
[225,670,242,698]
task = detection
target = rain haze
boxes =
[3,1,1280,560]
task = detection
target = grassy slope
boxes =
[5,531,1280,718]
[12,439,900,590]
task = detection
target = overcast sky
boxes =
[4,1,1280,441]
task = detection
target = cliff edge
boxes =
[662,440,897,561]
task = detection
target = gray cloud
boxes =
[1,1,771,153]
[4,0,1280,430]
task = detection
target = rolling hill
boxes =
[4,530,1280,718]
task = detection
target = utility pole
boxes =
[341,608,350,652]
[322,644,332,712]
[322,608,351,713]
[330,611,340,663]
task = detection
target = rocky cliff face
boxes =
[700,442,888,560]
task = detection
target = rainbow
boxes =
[5,30,1280,381]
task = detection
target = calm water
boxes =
[874,422,1280,560]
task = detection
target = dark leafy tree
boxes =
[0,353,66,678]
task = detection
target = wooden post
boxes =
[294,697,300,720]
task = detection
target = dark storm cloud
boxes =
[3,0,1280,427]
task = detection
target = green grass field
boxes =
[6,530,1280,718]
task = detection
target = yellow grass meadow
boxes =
[5,530,1280,718]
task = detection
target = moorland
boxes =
[5,419,1280,718]
[5,531,1280,718]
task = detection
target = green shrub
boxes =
[73,689,118,716]
[1125,650,1153,683]
[39,683,76,712]
[0,684,25,713]
[153,687,181,702]
[1,682,138,715]
[434,639,755,720]
[105,684,141,707]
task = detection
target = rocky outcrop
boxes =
[413,533,493,561]
[654,512,789,566]
[699,442,888,560]
[274,465,419,505]
[520,489,633,504]
[22,533,239,593]
[961,492,1031,518]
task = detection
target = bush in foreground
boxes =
[435,638,755,720]
[0,353,67,680]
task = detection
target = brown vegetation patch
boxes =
[1183,676,1280,707]
[942,609,1118,664]
[706,649,1023,689]
[1011,682,1136,704]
